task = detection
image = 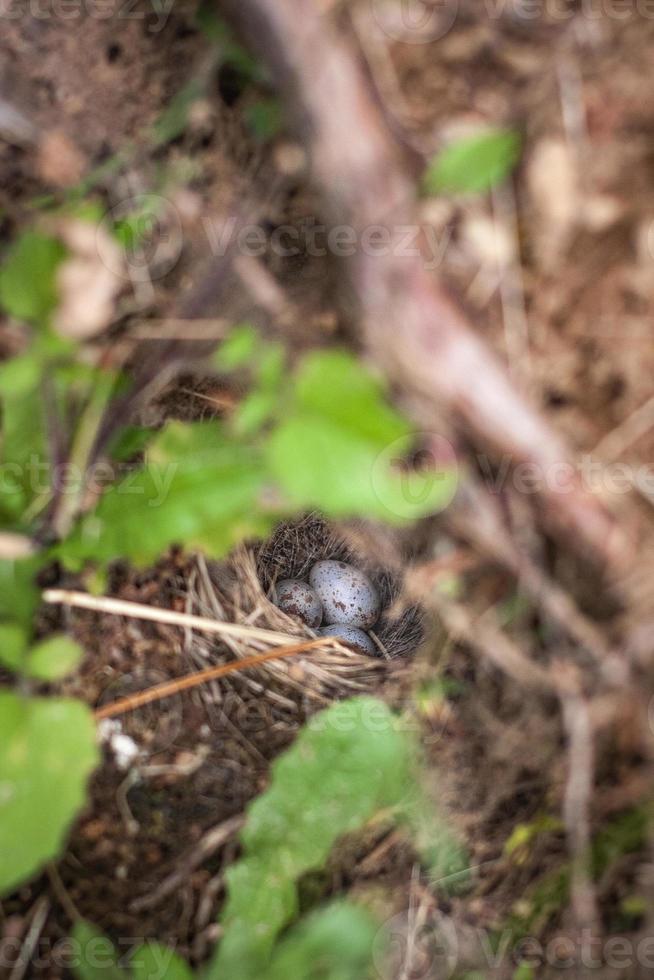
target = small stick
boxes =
[130,814,245,912]
[94,638,327,720]
[43,589,300,646]
[558,667,599,934]
[8,896,50,980]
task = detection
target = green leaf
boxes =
[0,692,99,895]
[234,388,278,437]
[0,557,42,630]
[423,128,521,195]
[267,351,457,522]
[0,623,28,673]
[0,230,66,325]
[209,697,415,979]
[268,413,393,518]
[513,965,536,980]
[59,420,271,567]
[267,901,378,980]
[0,374,48,523]
[71,922,123,980]
[294,351,409,446]
[214,323,259,371]
[107,425,154,463]
[26,635,84,681]
[131,942,193,980]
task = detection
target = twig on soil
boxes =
[127,318,231,341]
[129,814,245,912]
[222,0,626,570]
[443,478,629,684]
[557,665,600,934]
[429,589,555,692]
[8,896,50,980]
[93,637,329,720]
[46,863,80,924]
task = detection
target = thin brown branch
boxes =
[94,637,327,720]
[129,814,245,912]
[557,665,600,934]
[428,589,555,692]
[43,588,304,645]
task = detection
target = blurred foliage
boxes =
[67,698,461,980]
[506,807,649,940]
[423,128,521,195]
[0,692,98,895]
[0,230,66,325]
[72,922,193,980]
[209,697,418,977]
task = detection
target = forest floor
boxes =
[2,1,654,978]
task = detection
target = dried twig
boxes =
[557,667,600,934]
[8,896,50,980]
[43,588,308,646]
[429,589,555,692]
[94,638,328,720]
[129,814,245,912]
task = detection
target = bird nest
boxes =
[185,515,424,707]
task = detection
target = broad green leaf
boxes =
[71,922,123,980]
[267,901,379,980]
[267,350,456,522]
[0,623,28,672]
[423,128,521,195]
[209,697,415,979]
[0,230,66,324]
[294,351,409,446]
[268,413,394,518]
[59,421,271,567]
[26,634,84,681]
[0,692,99,894]
[131,942,193,980]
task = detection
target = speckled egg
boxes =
[274,578,323,628]
[309,560,380,629]
[318,624,377,657]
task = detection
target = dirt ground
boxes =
[2,1,654,978]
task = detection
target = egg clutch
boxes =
[273,560,381,656]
